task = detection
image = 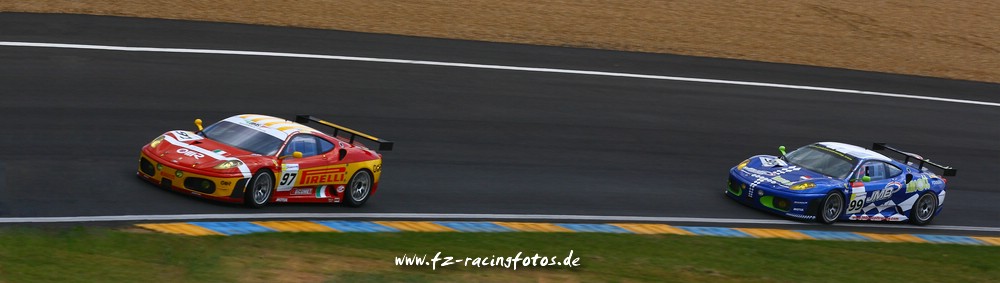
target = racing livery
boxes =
[137,114,392,208]
[726,142,955,225]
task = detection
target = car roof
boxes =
[222,114,323,141]
[816,142,892,162]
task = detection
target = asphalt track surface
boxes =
[1,13,998,234]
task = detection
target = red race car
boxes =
[137,114,392,208]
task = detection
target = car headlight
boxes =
[213,160,244,170]
[149,135,165,148]
[790,182,816,191]
[736,159,750,170]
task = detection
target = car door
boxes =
[845,161,905,218]
[275,134,345,198]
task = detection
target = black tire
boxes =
[244,170,274,208]
[910,193,938,225]
[344,170,373,207]
[816,191,845,224]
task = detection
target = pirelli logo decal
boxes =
[297,166,347,186]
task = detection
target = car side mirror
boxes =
[338,148,348,161]
[778,145,787,157]
[280,151,303,159]
[905,174,913,184]
[862,175,871,182]
[194,118,204,131]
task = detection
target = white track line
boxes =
[2,41,999,108]
[1,213,998,233]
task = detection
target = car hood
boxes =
[736,155,844,191]
[150,130,261,173]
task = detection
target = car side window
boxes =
[886,163,903,178]
[861,161,887,181]
[283,135,319,157]
[318,137,335,154]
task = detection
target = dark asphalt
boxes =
[1,13,998,234]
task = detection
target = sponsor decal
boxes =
[871,215,885,221]
[906,176,931,193]
[849,215,858,220]
[793,201,808,205]
[336,185,346,193]
[792,208,804,212]
[887,216,901,221]
[742,167,771,176]
[759,157,787,168]
[176,148,205,159]
[846,182,867,214]
[771,176,793,186]
[292,188,313,196]
[220,180,232,186]
[859,215,870,221]
[865,186,900,203]
[212,149,228,155]
[276,198,288,202]
[298,166,347,186]
[172,130,203,142]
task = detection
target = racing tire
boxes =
[344,170,373,207]
[244,170,274,208]
[910,193,938,225]
[816,191,845,224]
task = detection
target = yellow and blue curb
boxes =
[135,220,1000,245]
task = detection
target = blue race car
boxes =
[726,142,956,225]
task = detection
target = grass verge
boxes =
[0,227,998,282]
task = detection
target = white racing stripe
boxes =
[2,41,999,108]
[163,135,252,178]
[0,213,997,232]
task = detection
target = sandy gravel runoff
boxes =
[3,1,999,83]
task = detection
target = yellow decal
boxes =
[297,165,347,186]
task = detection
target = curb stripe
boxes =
[252,221,339,233]
[735,228,814,240]
[612,223,693,235]
[136,223,224,236]
[914,234,984,245]
[495,222,575,232]
[132,221,1000,246]
[857,233,928,243]
[436,222,514,232]
[557,223,631,233]
[678,226,751,237]
[796,230,872,241]
[314,221,399,232]
[191,222,274,235]
[972,236,1000,245]
[375,221,456,232]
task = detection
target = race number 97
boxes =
[280,173,297,186]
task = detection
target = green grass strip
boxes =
[0,227,997,282]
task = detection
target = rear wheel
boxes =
[244,170,274,208]
[344,170,372,207]
[816,191,844,224]
[910,193,938,225]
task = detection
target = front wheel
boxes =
[344,170,372,207]
[244,170,274,208]
[816,191,844,224]
[910,193,938,225]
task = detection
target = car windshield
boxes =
[784,145,858,179]
[201,121,283,155]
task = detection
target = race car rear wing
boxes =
[295,115,394,151]
[872,143,955,176]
